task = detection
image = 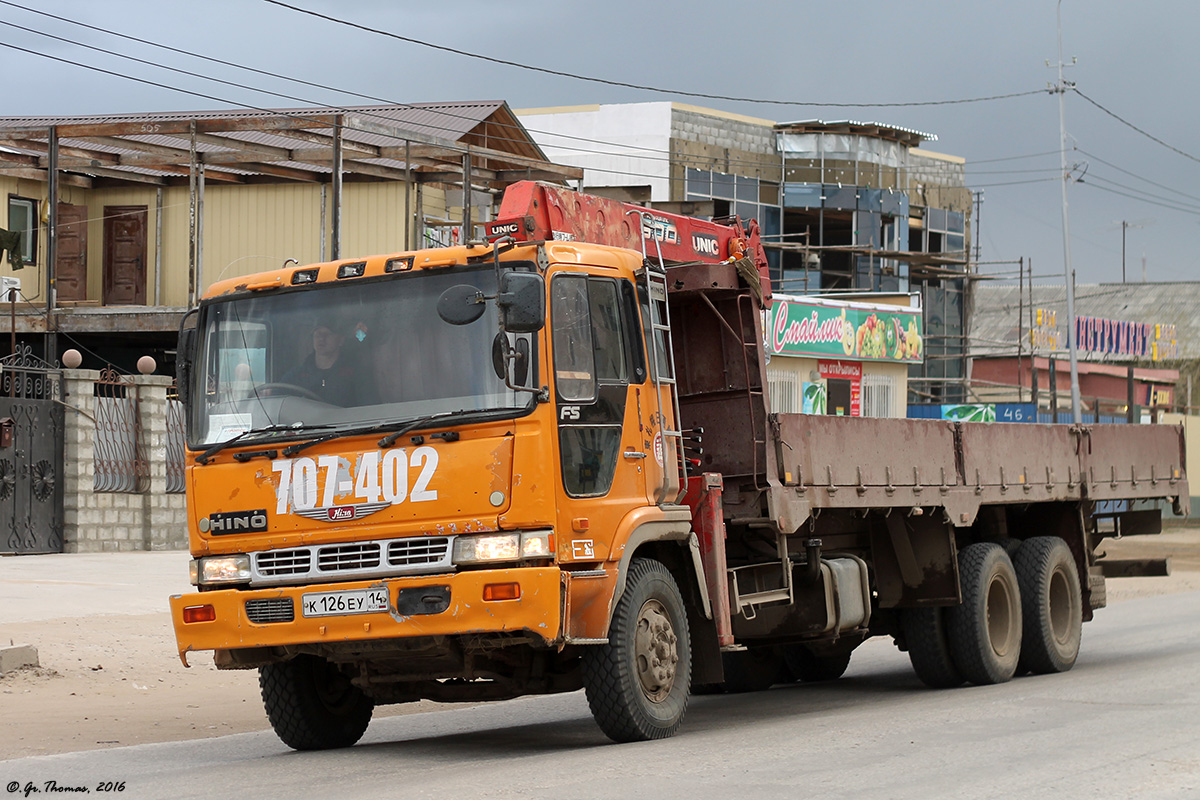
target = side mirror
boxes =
[175,308,199,408]
[437,284,487,326]
[497,271,545,333]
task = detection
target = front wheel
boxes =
[581,557,691,742]
[259,654,374,750]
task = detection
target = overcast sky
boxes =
[3,0,1197,285]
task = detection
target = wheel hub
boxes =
[634,598,678,703]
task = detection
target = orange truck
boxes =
[170,182,1188,749]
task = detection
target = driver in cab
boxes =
[279,315,362,406]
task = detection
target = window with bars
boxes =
[861,373,901,418]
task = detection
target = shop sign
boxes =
[818,359,861,417]
[766,296,923,363]
[1032,309,1179,361]
[1074,316,1178,361]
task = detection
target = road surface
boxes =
[3,590,1198,799]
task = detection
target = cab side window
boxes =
[551,274,596,402]
[553,275,635,497]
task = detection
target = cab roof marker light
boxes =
[385,256,415,273]
[337,261,367,279]
[291,269,320,285]
[246,276,284,291]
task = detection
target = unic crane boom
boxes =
[485,181,772,304]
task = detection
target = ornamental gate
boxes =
[0,346,64,554]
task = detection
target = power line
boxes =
[0,0,699,166]
[1083,173,1200,214]
[1074,88,1200,166]
[1080,180,1200,217]
[967,149,1061,165]
[967,177,1061,189]
[964,166,1063,175]
[0,2,1069,193]
[262,0,1046,109]
[1075,146,1200,205]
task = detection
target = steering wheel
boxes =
[253,382,325,402]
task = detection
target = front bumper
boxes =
[169,567,563,665]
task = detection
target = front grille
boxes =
[388,537,450,566]
[317,543,381,571]
[245,598,295,624]
[256,549,311,576]
[248,535,455,587]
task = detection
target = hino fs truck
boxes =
[170,181,1188,748]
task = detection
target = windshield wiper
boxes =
[280,409,502,458]
[195,423,332,465]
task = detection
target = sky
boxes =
[2,0,1197,286]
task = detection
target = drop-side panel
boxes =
[1082,424,1188,507]
[777,414,959,509]
[958,421,1083,503]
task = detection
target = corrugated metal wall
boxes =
[0,177,453,307]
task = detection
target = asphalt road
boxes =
[3,591,1198,800]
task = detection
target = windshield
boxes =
[188,264,537,447]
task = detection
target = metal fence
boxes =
[93,367,149,492]
[165,386,186,494]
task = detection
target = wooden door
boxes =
[103,206,147,305]
[55,203,88,302]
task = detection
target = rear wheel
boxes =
[900,607,964,688]
[581,557,691,742]
[259,654,374,750]
[781,644,852,682]
[947,542,1022,685]
[1015,536,1082,674]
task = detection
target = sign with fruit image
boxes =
[766,296,923,363]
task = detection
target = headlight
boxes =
[452,531,553,565]
[193,555,252,585]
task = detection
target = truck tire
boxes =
[721,647,785,693]
[781,644,852,682]
[581,557,691,742]
[259,654,374,750]
[900,607,964,689]
[1014,536,1082,674]
[947,542,1022,685]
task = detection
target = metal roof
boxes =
[970,282,1200,362]
[0,101,578,187]
[774,119,936,146]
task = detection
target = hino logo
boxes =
[293,500,392,523]
[208,509,268,535]
[692,233,720,256]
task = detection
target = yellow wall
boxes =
[0,174,57,304]
[0,176,451,308]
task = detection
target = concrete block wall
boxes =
[61,369,187,553]
[670,108,777,155]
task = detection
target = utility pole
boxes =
[1116,220,1151,282]
[1122,221,1129,283]
[1049,0,1082,424]
[972,190,984,264]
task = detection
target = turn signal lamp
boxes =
[483,583,521,602]
[182,605,216,623]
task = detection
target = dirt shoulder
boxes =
[3,528,1199,761]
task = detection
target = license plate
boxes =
[301,587,390,618]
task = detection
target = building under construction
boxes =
[518,103,975,403]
